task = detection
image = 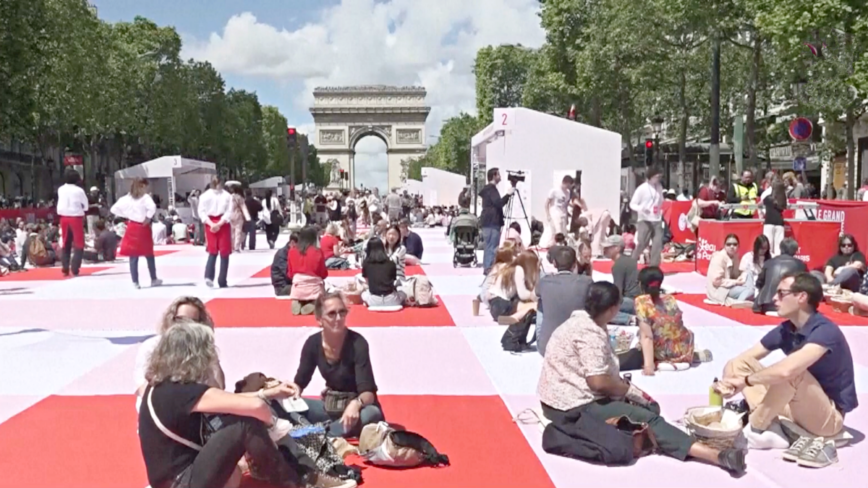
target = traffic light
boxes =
[644,139,654,166]
[286,127,297,147]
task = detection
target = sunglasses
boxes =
[775,289,797,299]
[841,242,854,248]
[323,309,349,320]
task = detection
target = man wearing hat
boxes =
[603,234,640,325]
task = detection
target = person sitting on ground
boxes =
[398,219,423,265]
[705,233,753,307]
[622,266,711,374]
[538,281,747,475]
[22,224,56,267]
[477,242,518,309]
[287,226,328,315]
[383,225,407,282]
[717,272,856,465]
[738,235,771,303]
[536,246,591,356]
[753,238,806,315]
[289,292,386,437]
[83,219,118,263]
[138,320,326,488]
[576,240,593,277]
[321,224,350,270]
[504,222,523,250]
[360,238,406,308]
[0,235,20,273]
[151,214,168,245]
[602,235,638,325]
[271,233,299,296]
[133,296,222,412]
[811,234,865,293]
[171,216,188,243]
[487,250,540,324]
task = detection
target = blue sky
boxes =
[92,0,545,189]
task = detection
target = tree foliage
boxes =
[474,45,537,124]
[0,0,321,197]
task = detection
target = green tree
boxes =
[261,105,289,177]
[425,113,485,176]
[474,45,537,124]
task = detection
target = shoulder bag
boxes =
[147,387,204,451]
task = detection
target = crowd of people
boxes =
[0,163,861,484]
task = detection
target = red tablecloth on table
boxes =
[695,219,839,275]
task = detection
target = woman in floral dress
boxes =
[634,266,711,375]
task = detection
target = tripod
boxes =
[502,183,533,242]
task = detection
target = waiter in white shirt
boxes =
[629,166,665,266]
[197,176,233,288]
[110,177,162,289]
[540,175,574,247]
[56,168,88,276]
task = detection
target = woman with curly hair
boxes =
[134,297,223,412]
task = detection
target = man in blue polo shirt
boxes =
[718,272,856,468]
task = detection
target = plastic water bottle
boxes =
[709,377,723,406]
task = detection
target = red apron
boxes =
[206,215,232,257]
[59,215,85,250]
[119,220,155,257]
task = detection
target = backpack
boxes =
[500,310,537,352]
[358,422,449,468]
[404,276,437,307]
[27,236,50,266]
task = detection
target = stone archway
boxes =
[309,86,430,191]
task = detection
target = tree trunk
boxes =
[709,31,722,179]
[746,32,761,170]
[846,109,856,200]
[679,71,689,192]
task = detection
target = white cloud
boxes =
[183,0,545,189]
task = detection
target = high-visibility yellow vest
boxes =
[732,183,758,216]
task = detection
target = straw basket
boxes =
[683,406,741,450]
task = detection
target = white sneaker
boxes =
[742,421,789,450]
[151,279,163,287]
[133,282,141,290]
[204,279,214,288]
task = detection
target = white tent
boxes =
[420,168,466,207]
[250,176,289,196]
[114,156,216,223]
[401,179,424,196]
[471,108,621,242]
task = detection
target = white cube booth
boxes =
[114,156,216,223]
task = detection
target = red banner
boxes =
[662,200,695,244]
[696,220,838,275]
[0,207,57,223]
[807,200,868,245]
[63,155,83,166]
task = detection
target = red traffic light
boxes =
[287,127,296,135]
[645,140,654,149]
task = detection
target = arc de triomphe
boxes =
[309,86,430,191]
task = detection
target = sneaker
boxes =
[693,349,713,363]
[150,278,163,287]
[292,300,302,315]
[300,303,316,315]
[204,279,214,288]
[717,448,747,476]
[133,282,141,290]
[782,436,813,462]
[304,471,357,488]
[797,438,838,468]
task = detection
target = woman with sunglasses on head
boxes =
[287,292,385,438]
[706,234,753,307]
[134,297,223,412]
[811,233,865,292]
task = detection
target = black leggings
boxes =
[170,415,308,488]
[265,223,280,245]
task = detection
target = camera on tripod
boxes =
[506,170,526,186]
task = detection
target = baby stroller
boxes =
[452,224,479,268]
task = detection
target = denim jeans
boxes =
[481,226,501,274]
[130,256,157,284]
[247,222,257,250]
[811,267,861,292]
[609,297,635,325]
[727,285,754,301]
[325,256,350,269]
[301,398,384,438]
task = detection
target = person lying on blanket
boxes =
[716,272,856,468]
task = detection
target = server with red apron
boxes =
[56,168,89,277]
[110,178,162,288]
[198,177,234,288]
